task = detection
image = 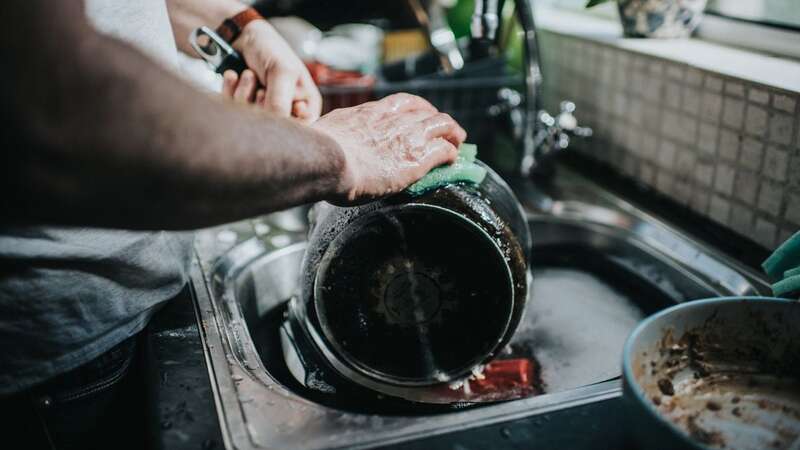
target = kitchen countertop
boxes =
[146,281,224,450]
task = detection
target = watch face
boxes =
[315,205,514,385]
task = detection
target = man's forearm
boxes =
[166,0,247,55]
[1,2,343,230]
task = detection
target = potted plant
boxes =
[587,0,708,38]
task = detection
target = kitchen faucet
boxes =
[482,0,592,176]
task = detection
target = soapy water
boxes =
[508,268,646,392]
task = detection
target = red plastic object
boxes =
[471,358,538,395]
[305,62,376,113]
[305,62,375,87]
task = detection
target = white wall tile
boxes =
[657,171,674,193]
[730,204,754,236]
[721,97,744,128]
[640,163,656,185]
[754,218,778,248]
[705,76,723,93]
[709,195,731,224]
[700,92,723,123]
[665,64,684,81]
[673,180,693,205]
[643,77,663,103]
[714,164,736,196]
[774,94,797,114]
[757,180,784,217]
[739,138,764,171]
[734,170,760,206]
[691,190,711,214]
[629,98,644,126]
[748,88,769,105]
[763,146,789,182]
[675,148,698,178]
[695,163,714,187]
[682,87,701,116]
[697,123,718,157]
[718,129,740,162]
[665,82,682,110]
[678,116,698,145]
[685,67,703,87]
[744,105,768,138]
[786,192,800,226]
[658,139,677,169]
[768,113,795,146]
[725,82,745,97]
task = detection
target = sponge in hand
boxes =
[406,143,487,195]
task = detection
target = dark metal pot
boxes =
[290,162,531,396]
[622,297,800,450]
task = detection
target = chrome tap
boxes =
[407,0,464,73]
[522,101,593,176]
[471,0,500,40]
[489,0,592,177]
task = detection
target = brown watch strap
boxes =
[216,8,264,44]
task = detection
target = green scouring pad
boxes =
[772,274,800,297]
[785,267,800,279]
[406,143,487,196]
[763,231,800,280]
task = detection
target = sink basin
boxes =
[191,170,770,450]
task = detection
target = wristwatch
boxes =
[216,7,264,44]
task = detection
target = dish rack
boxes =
[320,72,524,149]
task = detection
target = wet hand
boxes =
[312,93,467,204]
[227,19,322,122]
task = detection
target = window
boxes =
[536,0,800,60]
[698,0,800,60]
[706,0,800,30]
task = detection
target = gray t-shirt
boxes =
[0,0,192,395]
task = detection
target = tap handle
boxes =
[523,99,593,176]
[555,101,592,137]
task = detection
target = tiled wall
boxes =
[538,30,800,250]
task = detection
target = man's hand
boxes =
[232,20,322,122]
[165,0,321,122]
[222,69,267,106]
[312,93,467,204]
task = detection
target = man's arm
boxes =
[165,0,322,121]
[1,1,463,230]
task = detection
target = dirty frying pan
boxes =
[622,297,800,450]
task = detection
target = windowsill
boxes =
[533,6,800,94]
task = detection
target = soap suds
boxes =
[514,268,645,392]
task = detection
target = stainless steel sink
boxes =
[190,167,770,450]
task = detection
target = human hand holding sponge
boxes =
[406,143,487,196]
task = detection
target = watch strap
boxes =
[216,8,264,44]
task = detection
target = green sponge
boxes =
[785,267,800,279]
[458,142,478,163]
[772,274,800,297]
[407,143,487,196]
[763,231,800,280]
